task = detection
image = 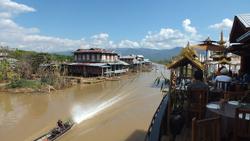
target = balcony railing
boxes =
[145,94,169,141]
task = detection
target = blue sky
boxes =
[0,0,249,52]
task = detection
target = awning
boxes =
[67,63,110,68]
[86,63,110,68]
[108,60,129,66]
[227,43,250,56]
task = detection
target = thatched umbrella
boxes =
[218,58,231,65]
[190,37,225,62]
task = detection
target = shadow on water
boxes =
[125,130,147,141]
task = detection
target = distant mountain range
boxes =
[113,47,183,61]
[53,47,182,61]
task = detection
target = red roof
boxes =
[74,48,117,54]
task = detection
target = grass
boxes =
[7,79,42,89]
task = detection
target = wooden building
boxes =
[228,14,250,74]
[119,55,136,66]
[74,48,118,63]
[68,48,128,77]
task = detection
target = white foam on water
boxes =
[71,94,126,124]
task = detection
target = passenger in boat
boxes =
[57,120,64,130]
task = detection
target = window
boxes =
[114,55,118,61]
[86,54,90,60]
[77,54,81,61]
[91,54,95,61]
[96,54,100,61]
[107,55,110,62]
[74,55,77,61]
[102,55,106,61]
[82,54,86,61]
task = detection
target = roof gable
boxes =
[230,14,250,43]
[167,47,204,70]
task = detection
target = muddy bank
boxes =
[0,73,139,94]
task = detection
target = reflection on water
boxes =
[0,65,165,141]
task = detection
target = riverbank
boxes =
[0,72,140,94]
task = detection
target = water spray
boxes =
[71,94,126,124]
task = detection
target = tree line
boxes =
[0,48,73,89]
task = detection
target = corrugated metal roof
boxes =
[85,63,110,67]
[67,62,110,67]
[119,55,135,59]
[237,14,250,28]
[108,60,129,66]
[144,59,151,63]
[74,48,117,54]
[118,60,130,66]
[136,55,144,58]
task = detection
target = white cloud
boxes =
[0,12,11,18]
[0,18,39,34]
[22,35,85,51]
[0,0,204,51]
[209,18,233,29]
[118,40,139,48]
[0,0,87,52]
[89,33,117,49]
[0,0,35,13]
[140,28,186,49]
[91,33,109,40]
[182,19,197,35]
[140,23,202,49]
[0,16,83,52]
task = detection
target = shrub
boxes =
[8,79,42,89]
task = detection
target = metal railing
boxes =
[145,94,169,141]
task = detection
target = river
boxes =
[0,65,168,141]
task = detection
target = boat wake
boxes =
[71,94,126,124]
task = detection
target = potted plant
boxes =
[154,70,185,141]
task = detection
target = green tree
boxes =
[16,61,33,79]
[30,53,52,73]
[0,60,19,81]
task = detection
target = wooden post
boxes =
[191,65,193,77]
[180,66,183,78]
[185,65,188,78]
[102,67,104,77]
[241,56,247,74]
[191,118,196,141]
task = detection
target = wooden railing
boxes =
[145,94,169,141]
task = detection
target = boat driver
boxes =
[57,120,64,130]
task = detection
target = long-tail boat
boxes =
[33,119,75,141]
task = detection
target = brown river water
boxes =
[0,65,168,141]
